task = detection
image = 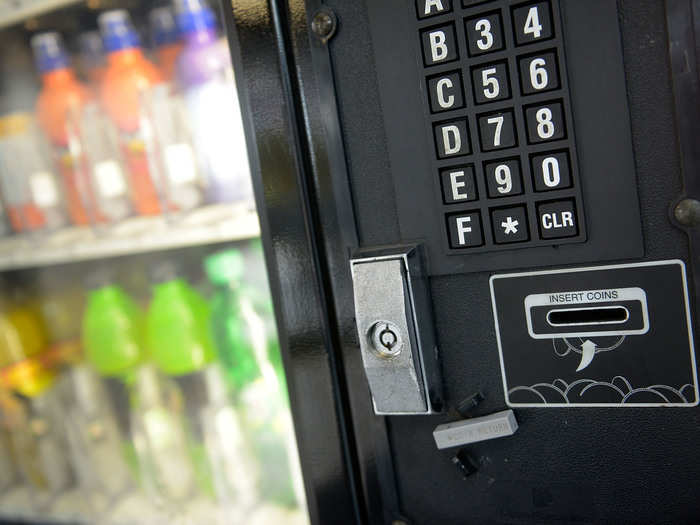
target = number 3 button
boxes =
[465,12,504,56]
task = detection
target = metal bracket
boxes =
[350,245,442,415]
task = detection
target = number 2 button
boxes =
[512,2,553,46]
[524,102,565,144]
[465,13,504,56]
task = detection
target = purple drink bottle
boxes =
[173,0,253,205]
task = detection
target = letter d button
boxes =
[434,119,471,158]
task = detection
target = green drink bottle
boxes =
[205,248,305,509]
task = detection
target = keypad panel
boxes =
[416,0,585,254]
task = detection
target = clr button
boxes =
[537,199,578,239]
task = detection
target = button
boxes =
[518,50,560,95]
[420,24,459,66]
[478,110,516,151]
[471,62,511,104]
[447,211,483,248]
[440,166,478,204]
[524,101,566,144]
[464,12,505,57]
[537,199,578,239]
[484,158,523,198]
[427,71,465,113]
[434,119,471,158]
[433,409,518,450]
[512,1,554,46]
[416,0,452,19]
[491,205,529,244]
[531,151,571,192]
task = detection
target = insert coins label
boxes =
[490,260,698,407]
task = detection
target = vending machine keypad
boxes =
[417,0,585,253]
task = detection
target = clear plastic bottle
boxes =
[0,113,66,232]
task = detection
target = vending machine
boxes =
[0,0,698,523]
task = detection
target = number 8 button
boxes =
[524,101,565,143]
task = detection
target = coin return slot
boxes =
[546,306,629,326]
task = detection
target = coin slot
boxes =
[546,306,629,327]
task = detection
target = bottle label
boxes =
[164,143,197,185]
[94,160,128,198]
[29,171,59,207]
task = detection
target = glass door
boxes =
[0,1,314,523]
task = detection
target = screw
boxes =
[674,198,700,227]
[311,9,336,43]
[369,321,403,358]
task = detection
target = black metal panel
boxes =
[311,0,700,522]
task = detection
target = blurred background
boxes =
[0,1,309,523]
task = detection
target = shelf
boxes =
[0,202,260,270]
[0,0,81,29]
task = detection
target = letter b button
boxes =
[434,119,471,158]
[421,24,458,66]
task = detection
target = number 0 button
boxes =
[518,51,559,94]
[524,102,565,144]
[464,12,504,56]
[512,2,554,46]
[531,151,571,191]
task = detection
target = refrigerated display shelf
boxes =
[0,203,260,270]
[0,0,81,28]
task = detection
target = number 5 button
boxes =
[518,51,559,94]
[464,12,504,56]
[471,62,510,104]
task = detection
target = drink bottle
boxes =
[205,249,304,508]
[0,113,66,232]
[98,10,164,216]
[174,0,253,204]
[149,7,183,82]
[32,32,96,226]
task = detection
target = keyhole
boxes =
[379,325,397,350]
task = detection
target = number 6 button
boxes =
[518,51,559,94]
[464,12,504,56]
[524,101,565,143]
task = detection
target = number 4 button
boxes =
[512,2,553,46]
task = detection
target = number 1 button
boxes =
[512,2,553,46]
[465,12,504,56]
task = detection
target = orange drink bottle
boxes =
[98,10,164,216]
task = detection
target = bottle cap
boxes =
[30,32,69,73]
[204,249,244,285]
[149,259,181,285]
[98,9,141,53]
[173,0,217,34]
[149,7,180,47]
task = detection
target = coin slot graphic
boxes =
[546,306,629,327]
